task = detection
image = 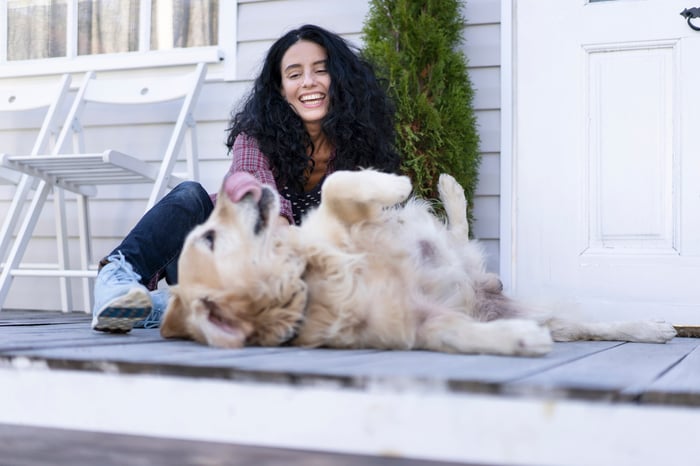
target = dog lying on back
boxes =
[160,169,676,356]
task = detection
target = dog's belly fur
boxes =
[291,201,521,350]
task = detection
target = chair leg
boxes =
[186,125,199,182]
[54,187,74,312]
[76,194,93,313]
[0,175,33,265]
[0,180,51,311]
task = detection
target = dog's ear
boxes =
[160,288,189,339]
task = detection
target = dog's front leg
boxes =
[319,170,412,224]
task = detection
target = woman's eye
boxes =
[202,230,216,250]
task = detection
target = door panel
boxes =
[585,43,676,253]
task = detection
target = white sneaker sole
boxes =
[91,288,152,333]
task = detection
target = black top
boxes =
[281,178,324,226]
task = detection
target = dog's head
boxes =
[160,172,308,348]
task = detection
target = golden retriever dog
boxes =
[160,170,677,356]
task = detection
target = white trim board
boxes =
[499,0,515,291]
[0,362,698,466]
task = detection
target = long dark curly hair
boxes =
[226,24,400,191]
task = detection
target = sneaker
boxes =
[91,251,152,333]
[134,289,170,329]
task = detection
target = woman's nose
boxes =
[301,71,315,87]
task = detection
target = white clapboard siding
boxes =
[0,0,502,310]
[464,0,501,271]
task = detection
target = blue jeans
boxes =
[101,181,214,290]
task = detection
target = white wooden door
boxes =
[512,0,700,323]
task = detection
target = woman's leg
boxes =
[105,181,214,287]
[92,181,214,332]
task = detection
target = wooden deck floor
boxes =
[1,310,699,466]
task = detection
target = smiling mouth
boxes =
[299,93,326,105]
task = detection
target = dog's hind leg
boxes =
[416,312,553,356]
[320,170,413,224]
[545,318,677,343]
[438,173,469,239]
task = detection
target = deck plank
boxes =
[504,338,700,401]
[7,340,313,365]
[0,310,89,326]
[0,327,166,352]
[642,342,700,405]
[0,322,94,333]
[279,341,622,383]
[0,423,468,466]
[1,320,621,388]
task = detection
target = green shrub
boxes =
[362,0,481,225]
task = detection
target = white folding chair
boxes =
[0,63,207,312]
[0,74,73,310]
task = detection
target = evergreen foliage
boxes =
[362,0,481,223]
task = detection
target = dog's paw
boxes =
[361,170,411,205]
[438,173,469,236]
[632,321,677,343]
[437,173,465,205]
[324,170,412,206]
[385,173,413,203]
[493,319,554,357]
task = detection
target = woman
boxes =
[92,24,400,333]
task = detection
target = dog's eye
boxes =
[202,230,216,250]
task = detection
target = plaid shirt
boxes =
[226,133,294,223]
[222,133,337,225]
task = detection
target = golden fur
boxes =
[161,170,676,356]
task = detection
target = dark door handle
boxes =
[681,7,700,31]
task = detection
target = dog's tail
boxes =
[472,274,565,324]
[472,274,524,321]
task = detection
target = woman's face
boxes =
[279,40,331,128]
